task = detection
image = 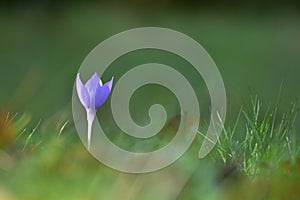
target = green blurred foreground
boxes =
[0,97,299,199]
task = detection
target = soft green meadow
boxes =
[1,5,300,200]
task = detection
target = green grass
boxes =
[212,96,299,176]
[0,96,299,199]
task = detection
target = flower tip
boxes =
[77,73,83,82]
[76,73,90,109]
[107,76,114,90]
[76,73,82,82]
[92,72,100,79]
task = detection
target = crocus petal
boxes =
[95,77,114,109]
[76,73,90,109]
[85,73,102,94]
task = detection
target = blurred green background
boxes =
[0,0,300,199]
[1,1,300,117]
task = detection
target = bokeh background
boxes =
[1,0,300,116]
[0,0,300,199]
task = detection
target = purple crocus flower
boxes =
[76,73,113,150]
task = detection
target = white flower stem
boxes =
[87,120,92,150]
[87,110,95,151]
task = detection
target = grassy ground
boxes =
[0,5,300,199]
